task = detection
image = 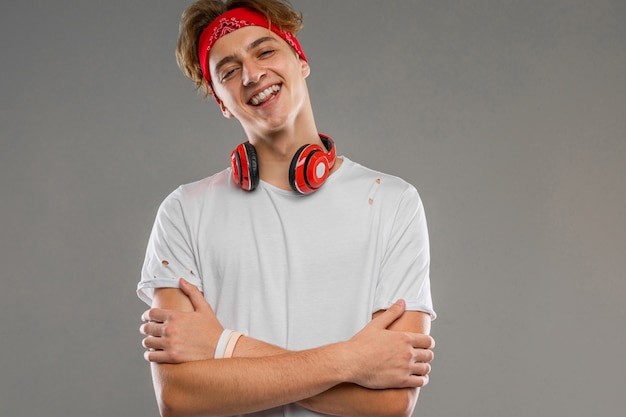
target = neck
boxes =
[244,112,324,191]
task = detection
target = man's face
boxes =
[208,26,310,137]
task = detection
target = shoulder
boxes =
[161,168,231,205]
[155,168,233,218]
[338,157,421,203]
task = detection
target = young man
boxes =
[137,1,436,416]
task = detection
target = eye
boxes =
[220,67,239,82]
[259,49,276,58]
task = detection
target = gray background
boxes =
[1,1,624,416]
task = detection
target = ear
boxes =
[215,96,234,119]
[300,57,310,79]
[221,104,234,119]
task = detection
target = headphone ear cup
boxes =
[288,144,308,194]
[289,144,329,194]
[230,142,259,191]
[305,150,330,189]
[230,144,244,186]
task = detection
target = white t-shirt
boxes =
[138,156,435,416]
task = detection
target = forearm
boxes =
[152,344,349,417]
[234,335,419,417]
[298,384,419,417]
[310,310,431,417]
[144,288,433,417]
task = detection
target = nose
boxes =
[242,59,265,86]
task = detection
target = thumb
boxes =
[179,278,208,312]
[370,299,406,329]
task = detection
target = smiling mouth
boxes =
[249,84,281,106]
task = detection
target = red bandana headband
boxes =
[198,8,307,91]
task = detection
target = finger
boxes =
[394,373,429,389]
[144,347,185,364]
[410,374,429,388]
[142,336,167,351]
[370,299,406,329]
[412,346,434,363]
[144,349,169,363]
[427,335,435,349]
[140,309,150,322]
[411,362,432,377]
[178,278,208,312]
[409,333,435,350]
[140,322,165,337]
[141,308,170,323]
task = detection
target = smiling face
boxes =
[208,26,311,139]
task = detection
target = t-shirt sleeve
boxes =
[374,186,436,319]
[137,187,203,305]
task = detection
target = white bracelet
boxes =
[214,329,233,359]
[224,332,243,359]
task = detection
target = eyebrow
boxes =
[213,36,279,76]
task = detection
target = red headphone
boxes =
[230,134,336,194]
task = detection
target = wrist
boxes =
[325,341,358,384]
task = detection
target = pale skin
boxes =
[210,26,340,189]
[142,279,434,417]
[140,25,435,417]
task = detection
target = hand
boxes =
[346,300,435,389]
[140,279,224,363]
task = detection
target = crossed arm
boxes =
[141,279,434,417]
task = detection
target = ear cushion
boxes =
[230,142,259,191]
[319,135,336,169]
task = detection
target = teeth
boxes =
[251,85,280,105]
